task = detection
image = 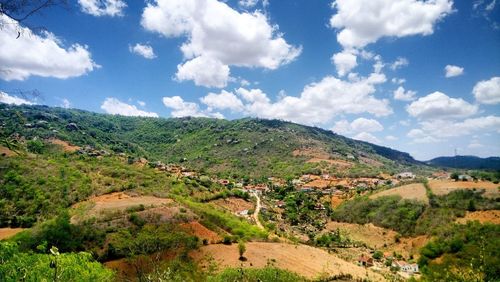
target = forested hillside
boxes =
[0,104,425,179]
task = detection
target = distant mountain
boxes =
[427,156,500,170]
[0,104,426,178]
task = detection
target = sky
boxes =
[0,0,499,160]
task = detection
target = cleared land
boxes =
[190,242,385,281]
[324,221,398,250]
[0,228,25,240]
[49,139,81,152]
[370,183,429,204]
[456,210,500,225]
[212,197,254,213]
[71,192,173,221]
[180,221,221,244]
[429,180,499,198]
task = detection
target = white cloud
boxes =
[129,43,156,59]
[78,0,127,17]
[330,0,453,49]
[407,115,500,143]
[0,15,99,81]
[332,50,358,76]
[390,57,409,70]
[101,98,158,117]
[393,86,416,101]
[137,101,146,107]
[332,117,384,134]
[391,78,406,85]
[61,98,71,109]
[473,76,500,104]
[175,56,230,88]
[407,91,478,120]
[353,132,380,144]
[141,0,301,88]
[239,0,259,8]
[0,91,34,105]
[162,96,223,118]
[200,90,244,111]
[468,141,483,149]
[386,135,398,141]
[444,65,464,78]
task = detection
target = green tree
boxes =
[238,241,246,260]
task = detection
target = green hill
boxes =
[427,155,500,170]
[0,104,425,178]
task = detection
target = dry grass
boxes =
[0,228,25,240]
[324,221,398,250]
[48,139,81,152]
[456,210,500,225]
[180,221,222,244]
[429,180,500,198]
[190,242,385,281]
[370,183,428,204]
[212,197,254,213]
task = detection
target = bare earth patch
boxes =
[370,183,429,204]
[0,146,17,157]
[191,242,385,281]
[49,139,81,152]
[0,228,25,240]
[212,197,254,213]
[456,210,500,225]
[72,192,173,221]
[325,221,398,250]
[429,180,499,198]
[385,235,430,259]
[180,221,221,244]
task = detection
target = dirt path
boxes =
[252,192,264,230]
[0,228,25,240]
[191,242,385,281]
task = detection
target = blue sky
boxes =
[0,0,499,160]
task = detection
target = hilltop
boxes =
[427,155,500,170]
[0,104,425,179]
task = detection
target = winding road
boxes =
[251,192,264,230]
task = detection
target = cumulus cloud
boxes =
[101,98,159,117]
[196,71,391,126]
[444,65,464,78]
[162,96,223,118]
[407,91,478,120]
[239,0,259,8]
[353,132,381,144]
[386,135,398,141]
[200,90,244,111]
[0,15,99,81]
[137,101,146,107]
[61,98,71,109]
[175,56,230,88]
[332,117,383,135]
[390,57,409,70]
[78,0,127,17]
[0,91,34,105]
[330,0,453,49]
[393,86,416,101]
[332,50,358,76]
[473,76,500,104]
[141,0,301,88]
[129,43,156,59]
[407,115,500,143]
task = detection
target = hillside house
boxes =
[392,261,419,273]
[396,172,415,179]
[357,255,374,267]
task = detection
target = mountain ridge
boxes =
[427,155,500,170]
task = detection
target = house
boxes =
[218,179,230,185]
[314,203,325,210]
[357,255,374,267]
[458,174,473,181]
[239,210,249,216]
[392,261,419,273]
[396,172,416,179]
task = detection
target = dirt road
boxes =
[252,192,264,230]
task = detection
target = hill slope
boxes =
[427,156,500,170]
[0,104,424,178]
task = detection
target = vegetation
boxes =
[0,104,425,179]
[0,242,113,281]
[419,222,500,281]
[207,267,307,282]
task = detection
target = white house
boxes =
[392,261,419,273]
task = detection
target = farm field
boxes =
[428,180,499,198]
[212,197,254,213]
[190,242,385,281]
[324,221,398,250]
[369,183,429,204]
[456,210,500,225]
[0,228,25,240]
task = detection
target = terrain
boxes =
[0,104,499,281]
[427,155,500,170]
